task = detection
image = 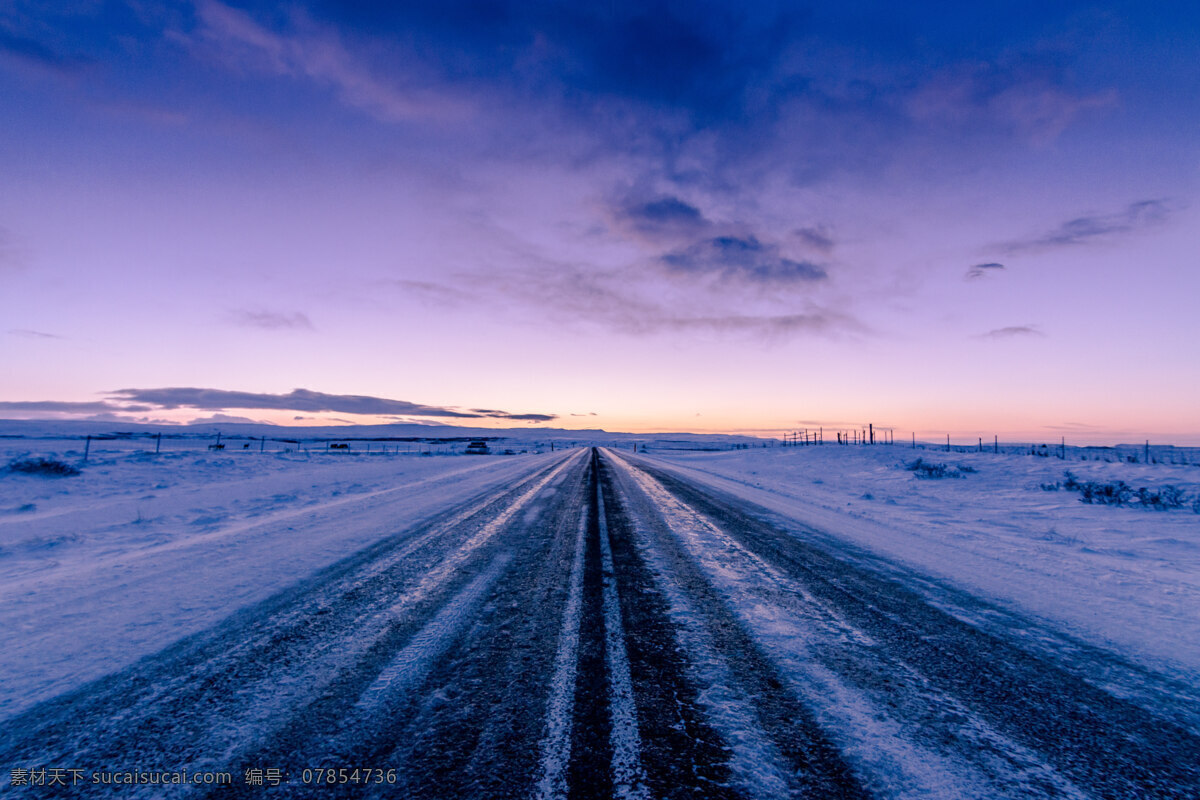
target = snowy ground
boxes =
[0,440,559,719]
[638,443,1200,680]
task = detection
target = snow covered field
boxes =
[639,444,1200,680]
[0,440,560,720]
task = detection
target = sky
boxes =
[1,1,1198,442]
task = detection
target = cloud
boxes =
[8,328,63,339]
[660,235,827,286]
[1002,200,1171,254]
[1045,422,1103,431]
[187,413,266,425]
[906,62,1116,145]
[966,262,1005,280]
[468,237,860,341]
[793,226,835,253]
[107,387,555,421]
[0,27,91,73]
[228,309,315,330]
[0,400,154,414]
[384,279,471,307]
[658,311,856,336]
[977,325,1044,339]
[615,195,710,240]
[190,0,466,122]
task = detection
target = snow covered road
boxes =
[2,447,1197,798]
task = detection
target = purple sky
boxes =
[2,2,1198,442]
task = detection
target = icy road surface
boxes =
[1,447,1198,798]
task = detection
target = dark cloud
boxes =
[632,197,704,225]
[966,262,1005,279]
[228,309,315,330]
[661,235,827,285]
[616,195,710,240]
[1003,200,1171,254]
[107,387,554,421]
[978,325,1043,339]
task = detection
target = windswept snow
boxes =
[632,444,1200,678]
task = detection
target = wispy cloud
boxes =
[8,328,62,339]
[793,226,836,253]
[0,400,154,414]
[657,311,857,337]
[966,262,1005,280]
[0,27,91,74]
[474,252,861,341]
[977,325,1044,339]
[1002,200,1171,254]
[383,279,472,307]
[228,309,315,330]
[190,0,466,123]
[108,387,555,421]
[907,62,1116,145]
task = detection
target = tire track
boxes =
[534,505,588,800]
[600,449,871,799]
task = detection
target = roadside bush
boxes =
[906,458,975,479]
[5,457,81,477]
[1060,471,1191,510]
[1138,485,1187,510]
